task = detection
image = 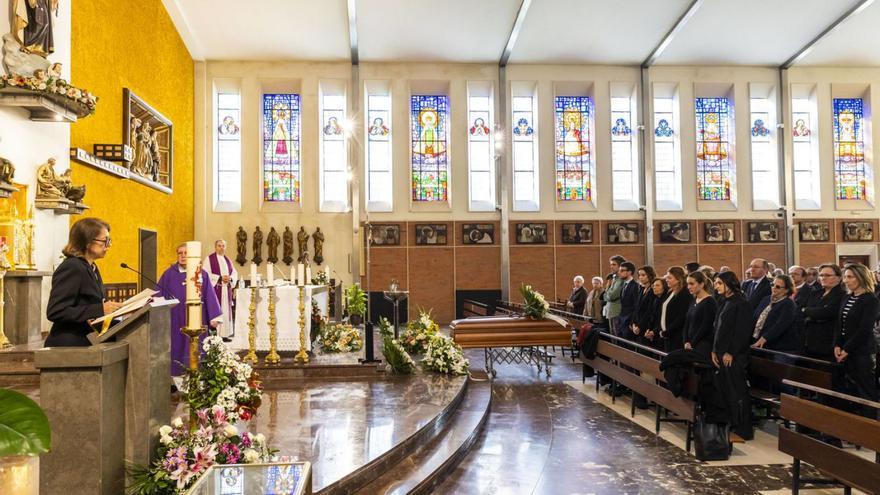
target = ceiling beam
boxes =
[641,0,704,68]
[781,0,875,69]
[347,0,359,64]
[499,0,532,67]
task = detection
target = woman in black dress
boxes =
[632,265,657,344]
[659,266,694,352]
[801,264,844,360]
[683,270,717,360]
[834,263,879,403]
[642,278,668,350]
[45,218,122,347]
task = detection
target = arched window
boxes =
[262,93,301,203]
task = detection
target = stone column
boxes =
[35,342,128,495]
[4,270,50,345]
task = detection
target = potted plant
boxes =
[345,284,367,326]
[0,388,51,494]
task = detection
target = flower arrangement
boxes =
[378,317,416,374]
[319,322,363,353]
[126,406,274,494]
[520,284,549,320]
[421,334,469,376]
[0,66,98,114]
[310,270,329,286]
[400,308,439,355]
[182,336,262,423]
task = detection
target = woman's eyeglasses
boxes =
[93,237,112,247]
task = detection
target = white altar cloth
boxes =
[231,285,329,352]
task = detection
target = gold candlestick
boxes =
[242,287,258,363]
[264,286,280,364]
[0,274,10,349]
[294,285,309,364]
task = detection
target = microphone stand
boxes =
[121,263,158,288]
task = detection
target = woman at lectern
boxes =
[45,218,122,347]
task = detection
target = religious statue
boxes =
[312,227,325,265]
[251,226,263,265]
[296,226,309,264]
[235,226,247,266]
[132,121,154,176]
[36,157,65,199]
[266,227,280,264]
[149,128,161,181]
[0,157,16,185]
[58,169,85,202]
[12,0,60,57]
[282,226,294,265]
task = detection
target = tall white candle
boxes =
[306,266,312,286]
[297,263,305,287]
[250,263,257,285]
[185,241,202,329]
[267,262,274,285]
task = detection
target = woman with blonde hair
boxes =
[659,266,694,351]
[834,263,879,403]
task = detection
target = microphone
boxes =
[121,262,158,287]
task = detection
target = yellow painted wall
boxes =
[70,0,194,283]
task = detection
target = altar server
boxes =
[157,243,223,377]
[204,239,238,339]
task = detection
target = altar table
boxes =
[231,285,329,352]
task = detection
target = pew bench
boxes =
[748,350,835,424]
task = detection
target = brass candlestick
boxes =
[264,286,280,364]
[294,285,309,364]
[242,287,258,364]
[0,273,10,349]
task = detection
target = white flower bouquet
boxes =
[319,322,363,353]
[183,336,262,424]
[421,334,470,376]
[520,284,549,320]
[400,308,439,355]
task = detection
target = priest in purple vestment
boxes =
[157,243,223,377]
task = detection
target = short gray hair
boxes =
[573,275,584,284]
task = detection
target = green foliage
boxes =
[344,284,367,318]
[400,308,440,354]
[125,462,176,495]
[0,388,50,457]
[378,316,393,338]
[520,284,549,320]
[382,335,416,374]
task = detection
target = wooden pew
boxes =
[777,380,880,494]
[748,348,836,422]
[462,300,492,318]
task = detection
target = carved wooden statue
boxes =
[0,157,16,184]
[252,226,263,265]
[13,0,60,57]
[58,169,86,202]
[282,226,294,265]
[235,226,247,266]
[36,157,65,199]
[266,227,280,264]
[296,226,309,263]
[312,227,325,265]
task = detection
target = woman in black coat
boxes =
[45,218,122,347]
[632,266,658,342]
[752,275,801,352]
[641,278,667,350]
[834,263,880,403]
[683,270,717,359]
[659,266,695,352]
[801,264,845,360]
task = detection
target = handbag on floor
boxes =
[693,410,730,461]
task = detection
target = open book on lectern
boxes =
[89,289,166,333]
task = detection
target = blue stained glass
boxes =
[611,118,631,137]
[513,117,533,136]
[554,96,592,201]
[655,119,673,137]
[262,93,301,202]
[833,98,867,200]
[411,95,449,202]
[695,97,733,201]
[751,119,770,137]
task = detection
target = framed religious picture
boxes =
[122,88,173,192]
[607,223,638,244]
[368,224,400,246]
[704,222,735,243]
[415,224,447,245]
[659,222,690,243]
[843,221,874,242]
[798,221,830,242]
[462,223,495,245]
[515,223,548,244]
[560,223,593,244]
[747,222,780,243]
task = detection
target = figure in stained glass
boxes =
[611,118,631,137]
[792,119,811,137]
[411,95,449,202]
[751,119,769,137]
[368,117,389,136]
[554,96,592,201]
[263,94,301,202]
[470,117,490,136]
[655,119,673,137]
[513,117,533,137]
[695,97,732,201]
[833,98,868,200]
[219,115,239,136]
[323,116,343,136]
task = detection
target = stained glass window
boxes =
[512,94,538,211]
[262,93,301,203]
[695,97,733,201]
[215,91,241,210]
[792,97,819,209]
[654,96,681,210]
[749,97,779,207]
[320,91,347,211]
[610,96,638,208]
[555,96,593,202]
[833,98,868,201]
[410,95,449,202]
[467,90,495,211]
[366,93,392,211]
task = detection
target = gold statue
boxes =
[312,227,325,265]
[282,227,294,265]
[0,157,15,185]
[266,227,280,264]
[296,226,309,263]
[0,241,11,348]
[36,157,65,199]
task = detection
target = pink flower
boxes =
[211,406,227,424]
[196,408,210,425]
[240,432,252,448]
[220,443,241,464]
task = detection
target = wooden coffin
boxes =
[450,315,571,348]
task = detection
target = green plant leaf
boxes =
[0,388,51,456]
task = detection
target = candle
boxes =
[267,263,274,285]
[306,266,312,286]
[297,263,305,287]
[185,241,202,329]
[324,265,330,282]
[250,263,257,285]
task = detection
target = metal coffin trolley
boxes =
[450,315,571,377]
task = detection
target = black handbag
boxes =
[693,411,730,461]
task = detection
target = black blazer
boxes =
[660,290,694,351]
[713,293,754,359]
[753,296,800,352]
[684,296,717,356]
[801,285,844,358]
[834,292,879,356]
[568,286,587,315]
[634,287,657,331]
[618,280,640,329]
[742,277,771,312]
[45,256,106,347]
[793,284,813,310]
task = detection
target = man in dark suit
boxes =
[617,261,639,340]
[566,275,588,315]
[789,265,812,309]
[742,258,771,311]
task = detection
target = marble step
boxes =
[0,342,39,363]
[0,361,39,387]
[353,374,492,495]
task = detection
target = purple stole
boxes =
[209,253,234,310]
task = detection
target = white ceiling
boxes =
[164,0,880,67]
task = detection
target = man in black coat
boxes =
[617,262,639,340]
[566,275,588,315]
[742,258,771,311]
